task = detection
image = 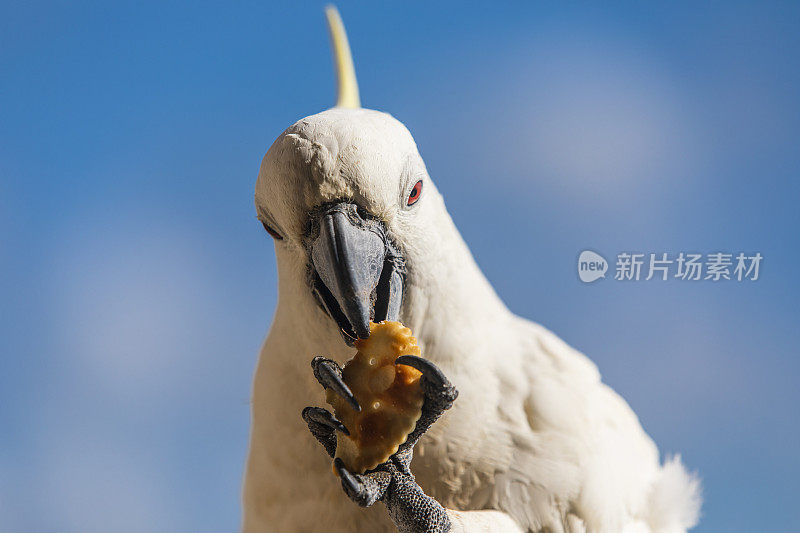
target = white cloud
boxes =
[408,30,708,211]
[499,40,704,202]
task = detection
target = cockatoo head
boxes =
[254,8,457,345]
[255,106,443,343]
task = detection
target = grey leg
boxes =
[335,456,451,533]
[384,465,451,533]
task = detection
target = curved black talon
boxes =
[311,356,361,412]
[334,458,361,497]
[396,355,458,402]
[302,406,349,435]
[334,458,391,508]
[396,355,448,386]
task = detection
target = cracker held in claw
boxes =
[326,321,424,474]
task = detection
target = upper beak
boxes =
[310,202,404,342]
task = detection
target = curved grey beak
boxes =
[310,202,404,341]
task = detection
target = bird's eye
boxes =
[261,221,283,240]
[407,180,423,206]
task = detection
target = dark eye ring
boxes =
[261,221,283,240]
[407,180,423,206]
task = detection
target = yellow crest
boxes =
[325,5,361,109]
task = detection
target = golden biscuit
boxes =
[326,321,424,474]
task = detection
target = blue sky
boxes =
[1,1,798,531]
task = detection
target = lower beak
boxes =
[310,203,404,342]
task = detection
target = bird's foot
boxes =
[302,354,458,533]
[335,456,451,533]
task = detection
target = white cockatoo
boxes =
[244,7,701,533]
